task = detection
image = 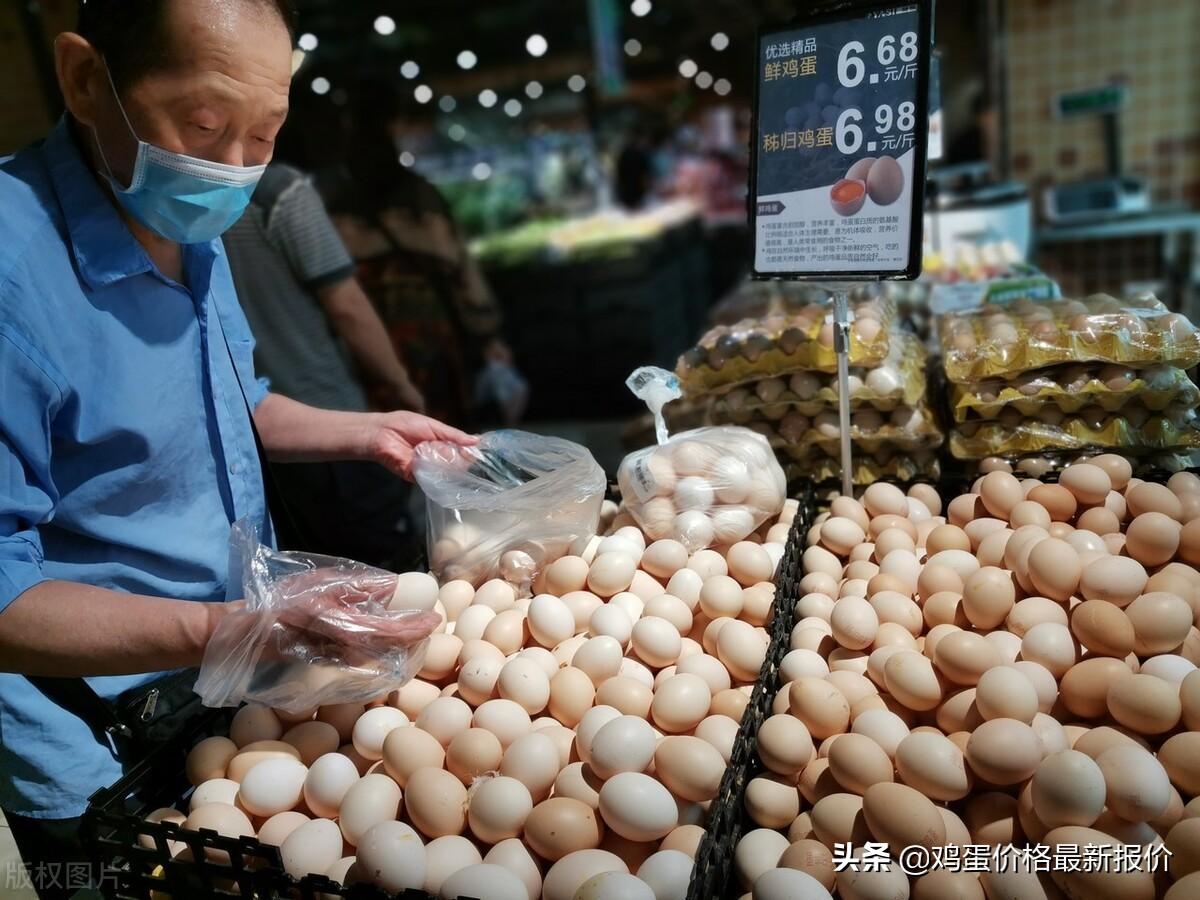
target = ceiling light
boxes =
[714,78,732,96]
[526,34,548,57]
[711,32,730,51]
[525,81,544,99]
[504,99,522,117]
[448,123,466,142]
[400,60,420,79]
[472,162,492,181]
[399,151,415,167]
[696,71,713,89]
[414,84,433,104]
[630,0,652,17]
[311,76,330,95]
[298,33,318,51]
[624,38,642,57]
[439,96,458,112]
[678,59,698,78]
[568,74,587,93]
[373,15,396,36]
[457,50,478,70]
[478,89,498,108]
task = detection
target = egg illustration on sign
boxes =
[829,155,905,216]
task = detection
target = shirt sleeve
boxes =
[0,326,64,612]
[266,177,356,290]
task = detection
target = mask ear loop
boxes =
[92,57,143,189]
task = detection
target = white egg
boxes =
[673,511,715,553]
[675,477,715,513]
[710,457,752,504]
[391,571,440,612]
[354,821,426,893]
[237,758,307,817]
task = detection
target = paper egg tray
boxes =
[81,708,437,900]
[759,405,945,456]
[938,294,1200,383]
[949,413,1200,460]
[677,296,896,394]
[708,336,928,421]
[949,366,1200,423]
[686,484,813,900]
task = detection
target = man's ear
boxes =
[55,32,105,128]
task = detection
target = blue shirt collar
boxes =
[42,116,219,293]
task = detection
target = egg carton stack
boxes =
[678,292,942,487]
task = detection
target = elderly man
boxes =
[0,1,460,892]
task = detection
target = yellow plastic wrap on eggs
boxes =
[785,448,940,486]
[949,410,1200,459]
[709,333,927,422]
[744,400,943,455]
[967,449,1200,478]
[949,364,1200,423]
[938,293,1200,383]
[677,293,895,393]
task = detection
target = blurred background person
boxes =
[299,83,521,429]
[223,159,426,568]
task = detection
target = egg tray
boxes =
[949,367,1200,423]
[707,336,928,421]
[948,413,1200,460]
[686,484,813,900]
[676,296,896,395]
[938,293,1200,383]
[762,407,945,456]
[81,709,441,900]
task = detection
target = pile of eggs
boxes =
[617,431,787,553]
[733,458,1200,899]
[159,500,797,900]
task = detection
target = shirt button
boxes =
[230,462,241,475]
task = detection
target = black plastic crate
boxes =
[686,484,814,900]
[82,709,435,900]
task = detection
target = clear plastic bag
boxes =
[939,293,1200,382]
[195,521,437,713]
[414,430,606,588]
[618,367,787,551]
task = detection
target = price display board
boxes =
[750,0,933,279]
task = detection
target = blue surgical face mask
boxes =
[93,64,266,244]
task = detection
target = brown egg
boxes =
[1090,454,1133,490]
[757,714,815,777]
[1126,512,1183,566]
[912,871,985,900]
[963,792,1018,845]
[1006,596,1069,637]
[524,797,604,860]
[1127,481,1184,521]
[862,782,947,852]
[1069,600,1135,657]
[934,631,1000,686]
[1077,506,1120,535]
[654,736,725,803]
[966,719,1043,785]
[1107,674,1182,735]
[1181,519,1200,565]
[979,472,1023,520]
[593,676,652,719]
[923,592,969,629]
[925,524,972,555]
[810,793,871,847]
[947,493,985,527]
[974,667,1038,724]
[789,678,850,739]
[744,774,801,829]
[1078,555,1148,607]
[907,484,942,517]
[1045,827,1157,898]
[405,767,468,838]
[827,733,894,795]
[916,565,964,602]
[1027,538,1081,602]
[895,731,972,801]
[1160,733,1200,797]
[799,757,840,805]
[1027,483,1077,522]
[778,839,835,890]
[446,728,503,785]
[1059,657,1134,719]
[962,567,1016,630]
[1059,464,1112,506]
[660,823,707,858]
[1127,592,1193,655]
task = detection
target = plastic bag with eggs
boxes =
[413,430,606,588]
[195,520,439,713]
[617,426,787,552]
[938,293,1200,383]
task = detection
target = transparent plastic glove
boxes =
[195,521,439,713]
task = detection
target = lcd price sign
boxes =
[751,0,933,279]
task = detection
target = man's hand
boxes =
[367,412,477,479]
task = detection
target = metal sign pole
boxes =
[831,287,854,498]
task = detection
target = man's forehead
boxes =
[157,0,292,81]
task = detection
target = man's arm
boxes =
[253,393,475,478]
[316,277,424,412]
[0,582,227,677]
